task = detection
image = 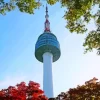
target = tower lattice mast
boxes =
[44,5,51,32]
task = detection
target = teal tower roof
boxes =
[35,5,61,62]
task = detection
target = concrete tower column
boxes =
[35,5,61,99]
[43,52,54,98]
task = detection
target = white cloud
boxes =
[0,75,27,89]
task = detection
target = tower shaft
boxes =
[43,52,54,98]
[35,5,61,99]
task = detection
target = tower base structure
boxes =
[43,52,54,98]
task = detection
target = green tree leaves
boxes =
[47,0,58,5]
[0,0,41,15]
[16,0,40,14]
[0,0,15,15]
[1,0,100,53]
[83,31,100,53]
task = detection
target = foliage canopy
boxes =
[0,81,47,100]
[1,0,100,53]
[0,78,100,100]
[54,77,100,100]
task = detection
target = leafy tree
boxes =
[54,77,100,100]
[0,81,47,100]
[1,0,100,53]
[0,78,100,100]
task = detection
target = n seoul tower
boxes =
[35,5,61,98]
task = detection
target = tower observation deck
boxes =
[35,5,61,98]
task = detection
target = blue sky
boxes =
[0,2,100,97]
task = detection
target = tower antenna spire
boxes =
[44,4,51,32]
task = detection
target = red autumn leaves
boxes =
[55,77,100,100]
[0,81,48,100]
[0,77,100,100]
